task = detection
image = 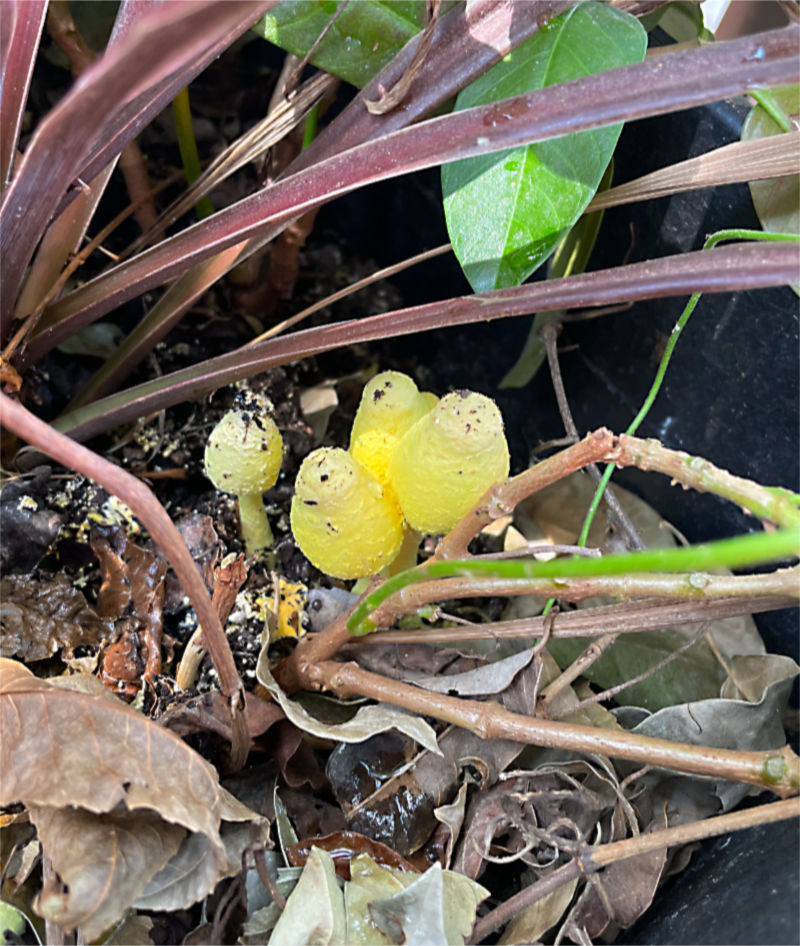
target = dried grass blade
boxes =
[588,132,800,210]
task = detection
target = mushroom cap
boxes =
[388,390,509,534]
[349,371,434,484]
[291,447,404,580]
[204,397,283,496]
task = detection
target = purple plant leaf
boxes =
[0,0,274,337]
[59,0,574,404]
[54,241,799,442]
[32,24,799,359]
[0,0,48,188]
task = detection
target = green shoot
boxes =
[577,229,800,547]
[347,527,800,635]
[172,87,215,220]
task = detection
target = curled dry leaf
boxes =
[497,875,580,945]
[158,690,284,742]
[562,804,669,940]
[286,830,419,879]
[30,805,185,942]
[619,653,799,810]
[0,659,221,836]
[91,525,167,694]
[256,657,440,754]
[0,659,226,930]
[0,574,112,661]
[326,651,542,856]
[268,849,488,946]
[400,648,534,696]
[268,846,345,946]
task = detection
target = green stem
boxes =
[578,229,800,547]
[748,88,794,134]
[347,527,800,635]
[301,104,319,151]
[238,491,273,555]
[172,87,215,220]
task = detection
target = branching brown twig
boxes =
[437,428,800,558]
[363,567,800,630]
[290,658,799,796]
[468,796,800,943]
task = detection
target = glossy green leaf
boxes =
[499,160,613,388]
[742,85,799,238]
[442,2,647,292]
[253,1,428,89]
[641,1,712,43]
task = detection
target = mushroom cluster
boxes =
[290,372,509,580]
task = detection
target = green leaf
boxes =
[742,85,800,239]
[548,630,727,713]
[499,160,613,389]
[641,1,712,43]
[442,2,647,293]
[253,1,428,89]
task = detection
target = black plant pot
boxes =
[315,96,798,943]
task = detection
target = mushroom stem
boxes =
[238,491,273,555]
[386,528,421,576]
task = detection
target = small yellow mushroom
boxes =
[204,394,283,555]
[349,371,435,486]
[388,390,510,534]
[290,447,404,579]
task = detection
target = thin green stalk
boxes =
[577,230,800,547]
[347,527,800,635]
[172,87,215,220]
[301,104,319,151]
[749,88,794,134]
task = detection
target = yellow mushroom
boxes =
[290,447,404,580]
[349,371,435,486]
[204,394,283,555]
[388,390,509,534]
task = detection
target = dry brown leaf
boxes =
[498,875,579,945]
[0,574,112,661]
[91,525,166,692]
[327,653,543,858]
[30,805,184,942]
[0,659,222,846]
[158,690,284,742]
[105,912,154,945]
[400,648,534,696]
[587,132,800,210]
[564,804,669,938]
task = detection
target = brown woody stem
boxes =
[437,428,800,558]
[365,567,799,629]
[297,658,800,798]
[0,393,249,768]
[345,595,797,646]
[470,796,800,943]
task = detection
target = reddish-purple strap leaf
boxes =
[55,241,799,442]
[33,24,799,357]
[56,1,573,405]
[0,0,274,338]
[0,0,48,188]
